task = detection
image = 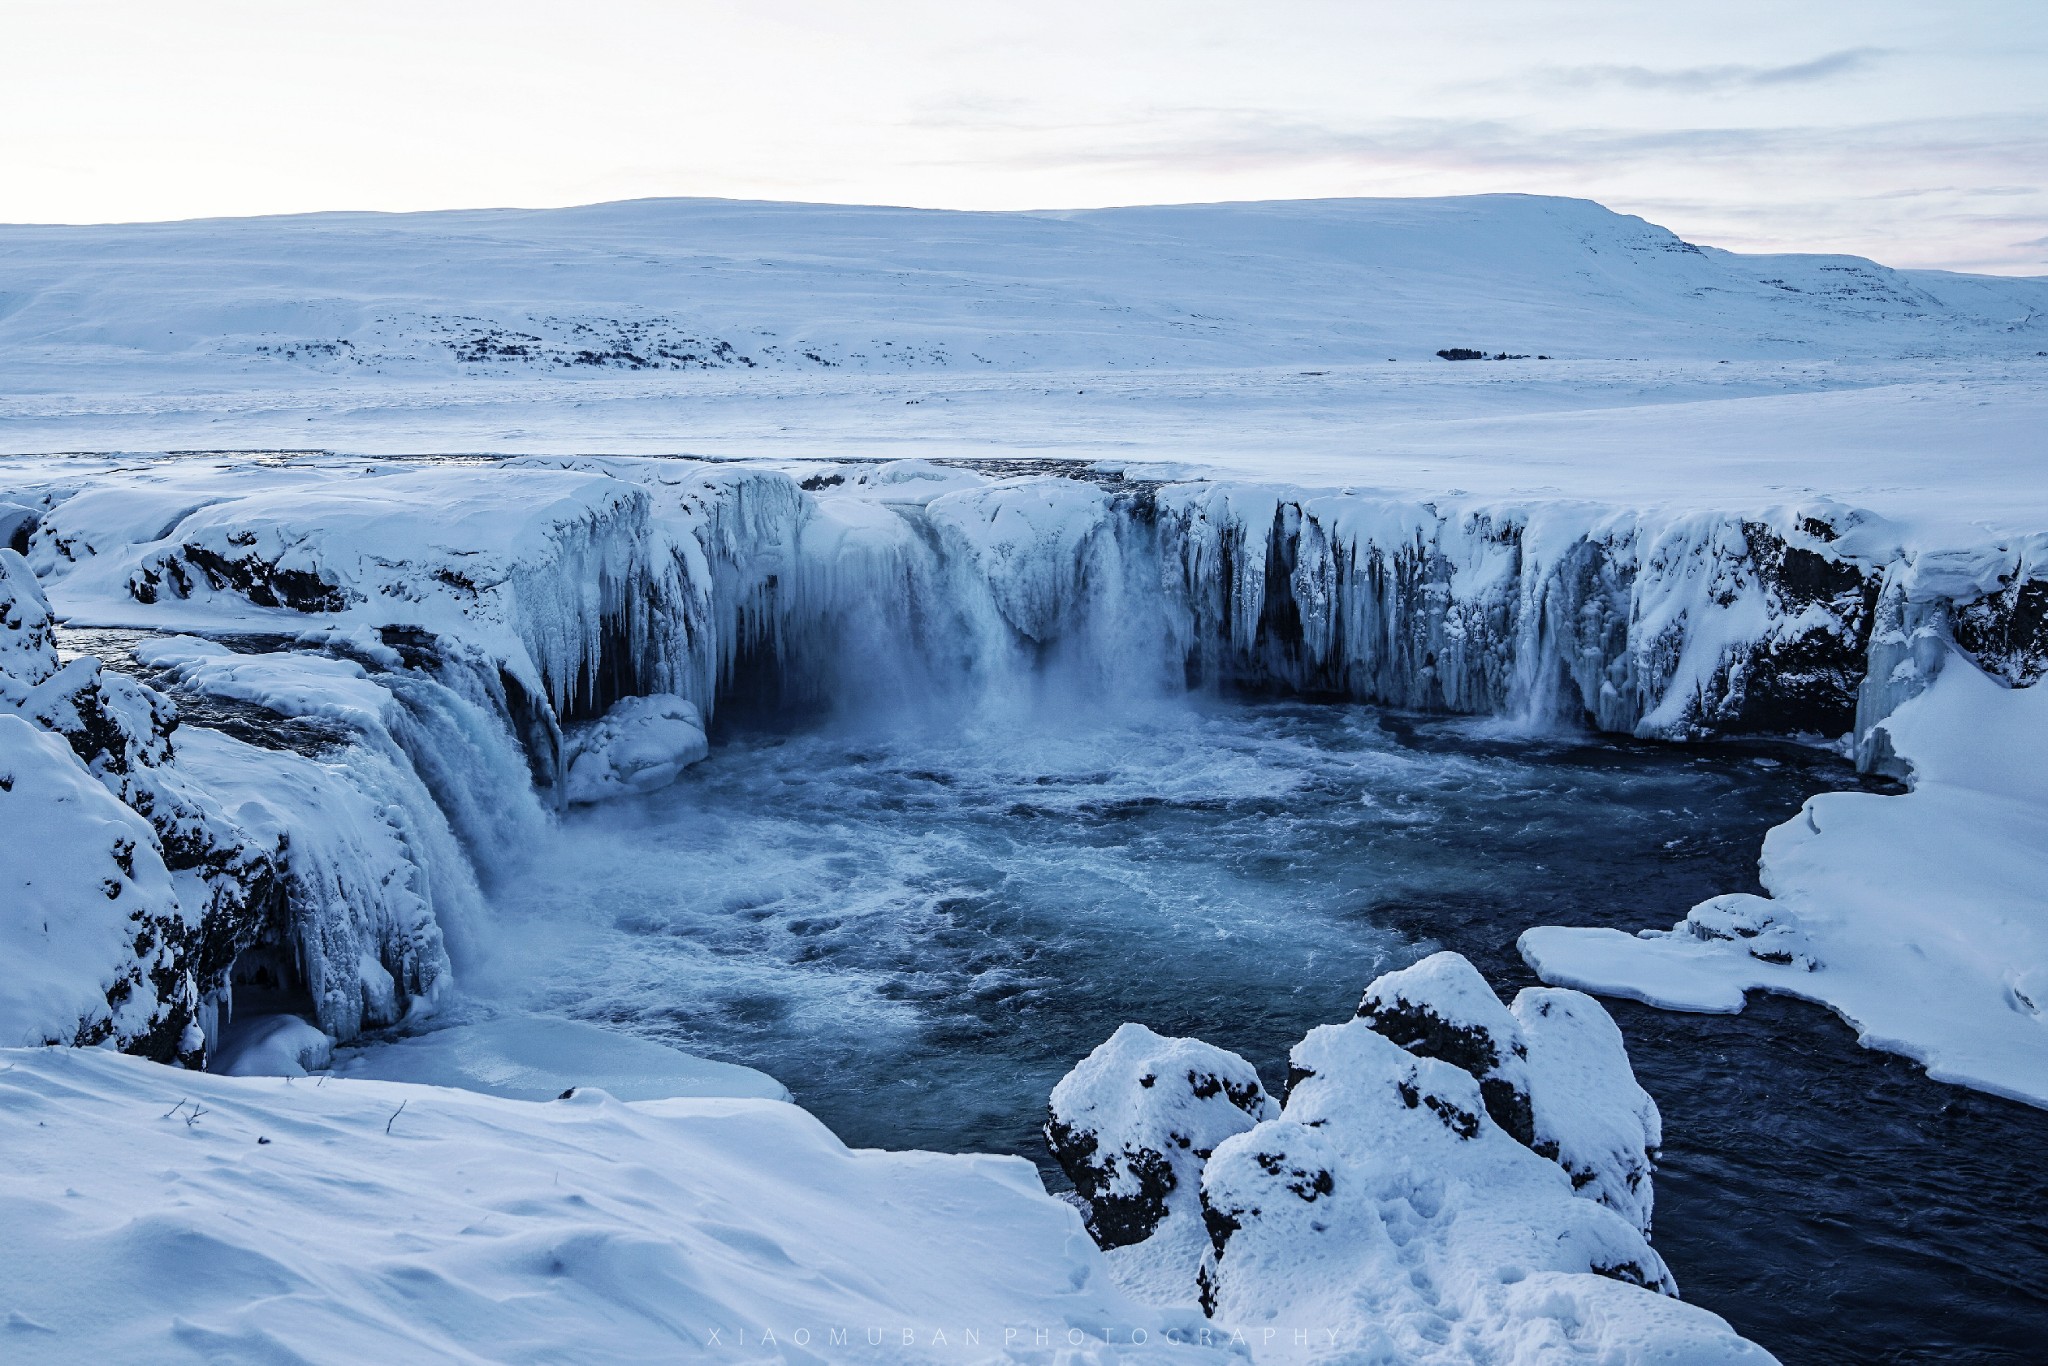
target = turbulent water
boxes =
[472,697,2048,1364]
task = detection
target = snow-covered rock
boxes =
[0,548,60,689]
[1042,959,1737,1360]
[2,552,283,1064]
[1513,988,1662,1238]
[26,463,707,795]
[1045,1023,1278,1304]
[0,1046,1227,1363]
[1195,1019,1767,1363]
[1352,955,1662,1237]
[1355,951,1537,1147]
[562,693,707,804]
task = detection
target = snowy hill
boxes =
[1,194,2043,392]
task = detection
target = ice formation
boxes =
[1045,955,1761,1363]
[562,693,708,804]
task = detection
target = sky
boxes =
[3,0,2044,273]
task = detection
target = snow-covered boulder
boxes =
[1354,953,1662,1238]
[1194,1019,1770,1362]
[0,547,60,690]
[562,693,708,803]
[0,713,195,1056]
[1514,987,1662,1237]
[1040,958,1716,1356]
[2,549,172,790]
[1355,950,1536,1146]
[1045,1023,1277,1302]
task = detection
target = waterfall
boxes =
[15,456,2040,1065]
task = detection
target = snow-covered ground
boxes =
[0,1045,1220,1363]
[3,192,2045,1360]
[2,195,2045,539]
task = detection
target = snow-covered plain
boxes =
[3,193,2046,1361]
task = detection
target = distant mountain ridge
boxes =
[1,193,2043,382]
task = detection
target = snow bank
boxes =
[1045,956,1759,1363]
[1523,649,2048,1106]
[0,1046,1226,1363]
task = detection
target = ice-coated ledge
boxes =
[1522,650,2048,1107]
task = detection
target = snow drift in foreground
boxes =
[1523,648,2048,1105]
[0,1047,1223,1364]
[1045,954,1766,1364]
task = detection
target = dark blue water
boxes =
[487,699,2048,1365]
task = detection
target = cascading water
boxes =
[46,454,2030,1064]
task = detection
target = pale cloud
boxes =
[1542,47,1889,93]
